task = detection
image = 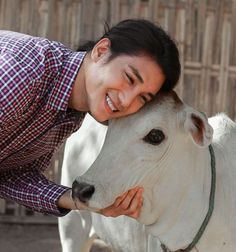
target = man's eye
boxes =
[140,95,147,103]
[125,72,134,84]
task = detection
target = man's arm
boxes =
[58,186,144,218]
[0,164,71,216]
[0,164,143,218]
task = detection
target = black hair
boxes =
[77,19,181,92]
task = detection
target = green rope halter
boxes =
[161,145,216,252]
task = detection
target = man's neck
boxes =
[68,54,89,112]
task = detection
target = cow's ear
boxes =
[183,109,213,147]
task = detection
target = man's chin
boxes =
[88,110,107,124]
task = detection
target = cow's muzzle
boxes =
[72,180,95,203]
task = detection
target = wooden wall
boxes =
[0,0,235,118]
[0,0,235,222]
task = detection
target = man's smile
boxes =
[105,94,119,112]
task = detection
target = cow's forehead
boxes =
[110,91,184,132]
[138,91,183,120]
[152,91,183,110]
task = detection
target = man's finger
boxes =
[114,186,140,207]
[113,190,129,207]
[124,188,143,218]
[119,187,143,210]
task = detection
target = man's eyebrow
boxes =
[128,65,144,83]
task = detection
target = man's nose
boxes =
[118,89,138,110]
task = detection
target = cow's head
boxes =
[72,91,213,226]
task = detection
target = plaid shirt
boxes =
[0,31,86,216]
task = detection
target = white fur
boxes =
[59,93,236,252]
[59,114,161,252]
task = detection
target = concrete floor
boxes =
[0,223,61,252]
[0,223,112,252]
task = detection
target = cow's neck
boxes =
[146,144,213,251]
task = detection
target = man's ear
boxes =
[90,38,111,62]
[183,108,213,147]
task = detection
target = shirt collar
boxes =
[46,51,86,111]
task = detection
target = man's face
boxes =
[85,39,166,122]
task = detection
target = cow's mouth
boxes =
[72,180,95,201]
[71,179,103,212]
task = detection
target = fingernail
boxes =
[139,187,144,193]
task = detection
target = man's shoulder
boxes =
[0,30,33,40]
[0,30,69,58]
[0,30,38,51]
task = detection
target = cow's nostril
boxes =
[72,180,95,203]
[80,185,95,201]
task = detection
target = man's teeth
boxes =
[106,95,118,112]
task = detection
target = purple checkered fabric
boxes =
[0,31,86,216]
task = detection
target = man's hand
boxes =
[99,187,144,219]
[58,187,144,220]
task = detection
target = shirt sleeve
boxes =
[0,153,71,217]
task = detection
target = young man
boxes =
[0,19,180,219]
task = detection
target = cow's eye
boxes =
[143,129,165,145]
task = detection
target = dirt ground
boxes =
[0,223,61,252]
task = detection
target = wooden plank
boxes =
[37,0,49,37]
[131,0,141,19]
[195,0,206,61]
[110,0,120,25]
[120,0,129,20]
[230,0,236,65]
[198,12,213,109]
[217,15,231,111]
[0,0,5,27]
[148,0,159,22]
[96,0,109,38]
[46,0,59,41]
[175,7,185,98]
[212,0,224,64]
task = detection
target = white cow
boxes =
[59,114,157,252]
[59,114,107,252]
[60,91,236,251]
